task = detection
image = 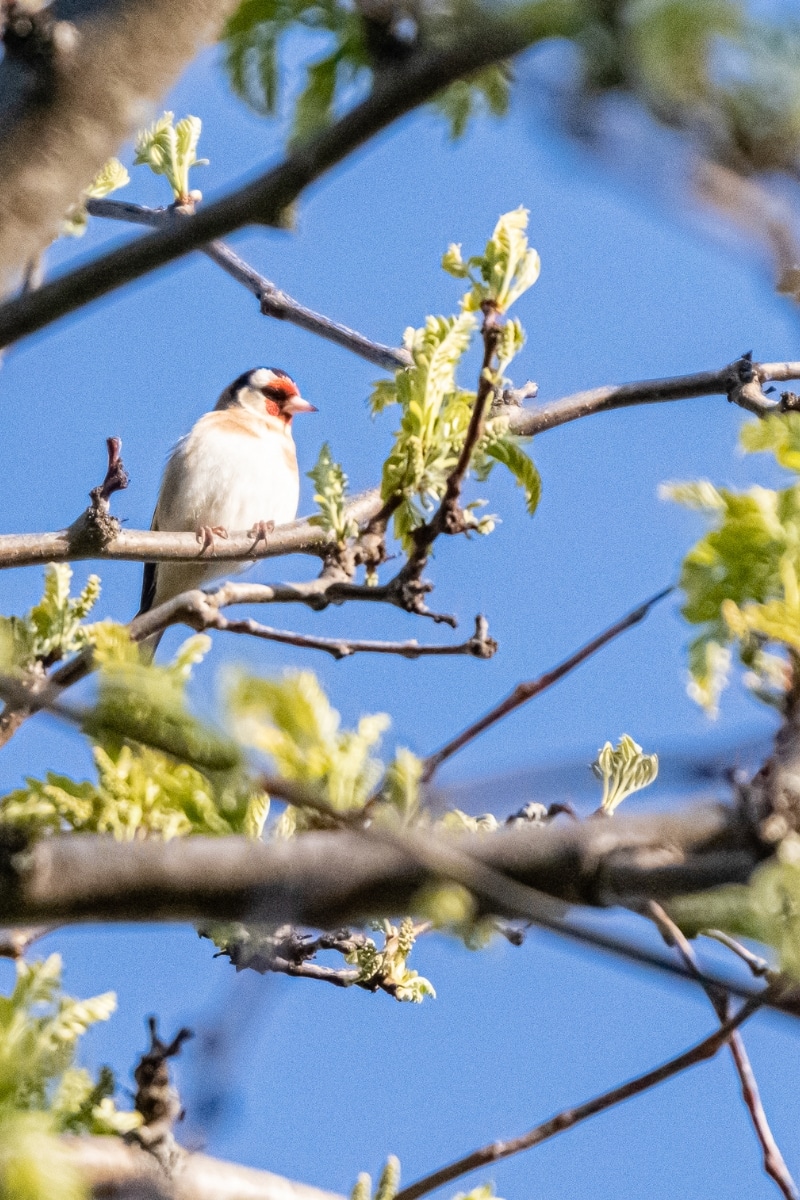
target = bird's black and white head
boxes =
[216,368,316,423]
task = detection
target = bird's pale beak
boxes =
[285,394,317,415]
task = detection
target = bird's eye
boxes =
[261,385,286,404]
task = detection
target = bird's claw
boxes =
[196,525,229,554]
[248,520,275,549]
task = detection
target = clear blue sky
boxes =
[1,36,799,1200]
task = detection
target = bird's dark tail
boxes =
[136,562,162,661]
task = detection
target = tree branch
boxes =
[0,801,760,923]
[0,2,580,346]
[142,603,498,661]
[0,0,239,287]
[394,997,763,1200]
[648,903,798,1200]
[504,354,800,436]
[0,352,795,573]
[422,586,673,782]
[60,1135,346,1200]
[0,490,382,570]
[85,197,411,373]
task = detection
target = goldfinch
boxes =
[138,367,315,655]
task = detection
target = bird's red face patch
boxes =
[261,377,299,421]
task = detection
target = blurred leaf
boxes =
[229,669,388,819]
[740,411,800,472]
[62,157,130,237]
[0,954,137,1199]
[669,840,800,979]
[665,477,799,710]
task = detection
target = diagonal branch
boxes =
[0,3,579,348]
[421,587,673,782]
[85,197,410,373]
[394,997,763,1200]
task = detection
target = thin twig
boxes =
[422,586,673,782]
[0,7,575,349]
[704,930,772,978]
[395,997,763,1200]
[399,302,504,592]
[145,606,498,661]
[648,903,798,1200]
[85,197,410,373]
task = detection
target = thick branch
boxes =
[0,0,238,286]
[395,998,762,1200]
[0,2,579,346]
[0,490,381,570]
[60,1136,345,1200]
[0,802,759,923]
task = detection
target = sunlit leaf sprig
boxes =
[370,208,541,550]
[346,918,436,1002]
[229,668,389,827]
[62,158,129,237]
[308,443,358,545]
[592,735,658,815]
[0,614,262,841]
[0,954,138,1200]
[0,564,101,673]
[664,411,800,714]
[134,112,207,202]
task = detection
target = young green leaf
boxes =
[134,112,208,201]
[307,443,357,544]
[592,735,658,814]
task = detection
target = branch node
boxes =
[129,1015,193,1169]
[69,437,129,551]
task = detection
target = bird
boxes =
[137,367,316,657]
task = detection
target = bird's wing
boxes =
[138,508,160,616]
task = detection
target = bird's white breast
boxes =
[157,411,300,535]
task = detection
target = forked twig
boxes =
[649,903,798,1200]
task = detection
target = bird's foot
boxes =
[196,525,229,554]
[248,519,275,549]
